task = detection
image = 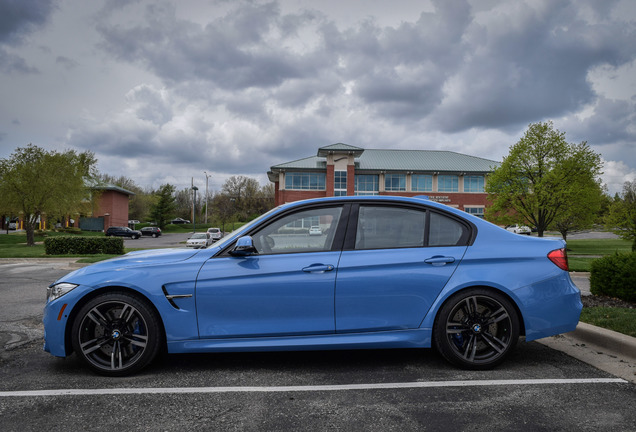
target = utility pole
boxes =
[204,171,211,224]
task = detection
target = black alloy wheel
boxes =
[434,288,519,369]
[71,292,162,376]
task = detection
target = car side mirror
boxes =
[229,236,258,256]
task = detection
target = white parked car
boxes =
[505,224,532,235]
[207,227,223,241]
[308,226,322,235]
[186,232,212,248]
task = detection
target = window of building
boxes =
[285,172,326,190]
[412,174,433,192]
[385,174,406,191]
[354,175,379,195]
[464,175,484,193]
[334,170,347,196]
[464,206,485,218]
[438,175,458,192]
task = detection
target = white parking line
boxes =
[0,378,626,397]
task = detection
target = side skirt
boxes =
[167,329,433,354]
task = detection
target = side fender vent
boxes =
[162,285,192,310]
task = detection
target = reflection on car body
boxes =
[44,196,581,376]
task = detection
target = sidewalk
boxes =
[537,272,636,384]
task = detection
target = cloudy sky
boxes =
[1,0,635,195]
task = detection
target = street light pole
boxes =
[204,171,211,224]
[192,186,198,232]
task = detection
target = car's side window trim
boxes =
[342,201,476,251]
[216,203,351,257]
[427,209,475,246]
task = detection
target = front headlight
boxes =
[47,282,78,302]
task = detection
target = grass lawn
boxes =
[580,307,636,337]
[566,238,632,255]
[565,239,631,272]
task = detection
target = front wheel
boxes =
[71,292,163,376]
[433,288,519,370]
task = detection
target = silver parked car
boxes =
[186,232,212,248]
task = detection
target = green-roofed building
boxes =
[268,144,500,217]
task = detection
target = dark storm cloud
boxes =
[0,0,57,74]
[0,48,39,73]
[96,1,325,90]
[564,97,636,145]
[94,0,636,133]
[431,0,636,132]
[0,0,56,44]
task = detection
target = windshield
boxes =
[191,233,207,239]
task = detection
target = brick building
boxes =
[2,182,134,231]
[267,143,499,218]
[90,183,135,229]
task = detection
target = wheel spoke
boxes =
[124,333,148,348]
[484,306,509,326]
[111,341,123,369]
[446,320,469,334]
[86,308,109,327]
[461,334,477,361]
[480,332,508,353]
[80,337,110,355]
[118,304,138,325]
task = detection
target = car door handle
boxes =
[302,264,335,273]
[424,256,455,266]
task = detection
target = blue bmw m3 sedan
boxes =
[43,196,582,376]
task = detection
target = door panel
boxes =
[335,204,469,333]
[195,205,345,339]
[196,251,340,338]
[335,246,465,332]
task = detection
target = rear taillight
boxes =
[548,248,569,271]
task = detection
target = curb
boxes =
[568,322,636,362]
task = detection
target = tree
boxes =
[150,184,176,229]
[551,179,604,240]
[485,121,603,237]
[606,180,636,251]
[0,144,97,246]
[221,175,262,220]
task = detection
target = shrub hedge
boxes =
[590,252,636,302]
[44,236,124,255]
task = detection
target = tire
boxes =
[71,292,163,376]
[433,288,519,370]
[152,233,158,238]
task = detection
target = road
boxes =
[1,256,635,431]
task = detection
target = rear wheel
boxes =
[71,292,162,376]
[433,288,519,370]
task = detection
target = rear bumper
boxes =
[517,272,583,341]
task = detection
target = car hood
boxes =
[58,248,204,281]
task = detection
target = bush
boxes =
[590,252,636,302]
[44,236,124,255]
